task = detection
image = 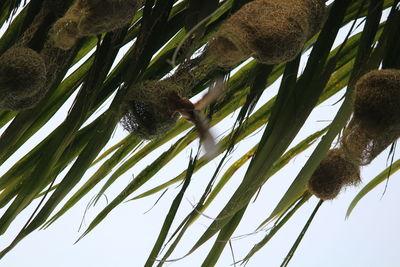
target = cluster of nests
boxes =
[308,69,400,200]
[0,0,328,143]
[0,0,138,111]
[122,0,326,139]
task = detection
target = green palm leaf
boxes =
[346,157,400,217]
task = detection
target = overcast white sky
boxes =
[0,3,399,267]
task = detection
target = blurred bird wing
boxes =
[194,75,225,111]
[191,110,219,158]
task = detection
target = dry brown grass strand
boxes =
[307,149,360,200]
[209,0,325,67]
[0,47,46,110]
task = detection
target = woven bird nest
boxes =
[308,149,360,200]
[50,0,138,50]
[0,47,46,110]
[50,14,80,50]
[353,69,400,135]
[341,69,400,165]
[209,0,325,67]
[121,79,189,139]
[78,0,138,36]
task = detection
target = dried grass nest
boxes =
[0,1,79,110]
[0,47,47,110]
[209,0,325,67]
[78,0,138,36]
[121,79,189,139]
[341,69,400,165]
[307,149,360,200]
[353,69,400,135]
[51,0,138,50]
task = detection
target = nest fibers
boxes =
[121,80,190,139]
[209,0,325,67]
[121,57,216,139]
[307,149,361,200]
[0,47,47,110]
[0,1,78,111]
[51,0,138,50]
[341,69,400,165]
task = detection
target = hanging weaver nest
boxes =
[78,0,138,36]
[353,69,400,135]
[0,0,79,111]
[0,47,46,110]
[341,120,400,166]
[209,0,325,67]
[121,79,190,139]
[307,149,360,200]
[50,15,80,50]
[0,1,78,111]
[341,69,400,165]
[50,0,138,50]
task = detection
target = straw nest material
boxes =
[307,149,360,200]
[50,0,138,50]
[341,120,400,166]
[121,79,189,139]
[78,0,138,36]
[209,0,325,67]
[50,14,80,50]
[340,69,400,165]
[0,47,47,110]
[0,2,77,110]
[353,69,400,135]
